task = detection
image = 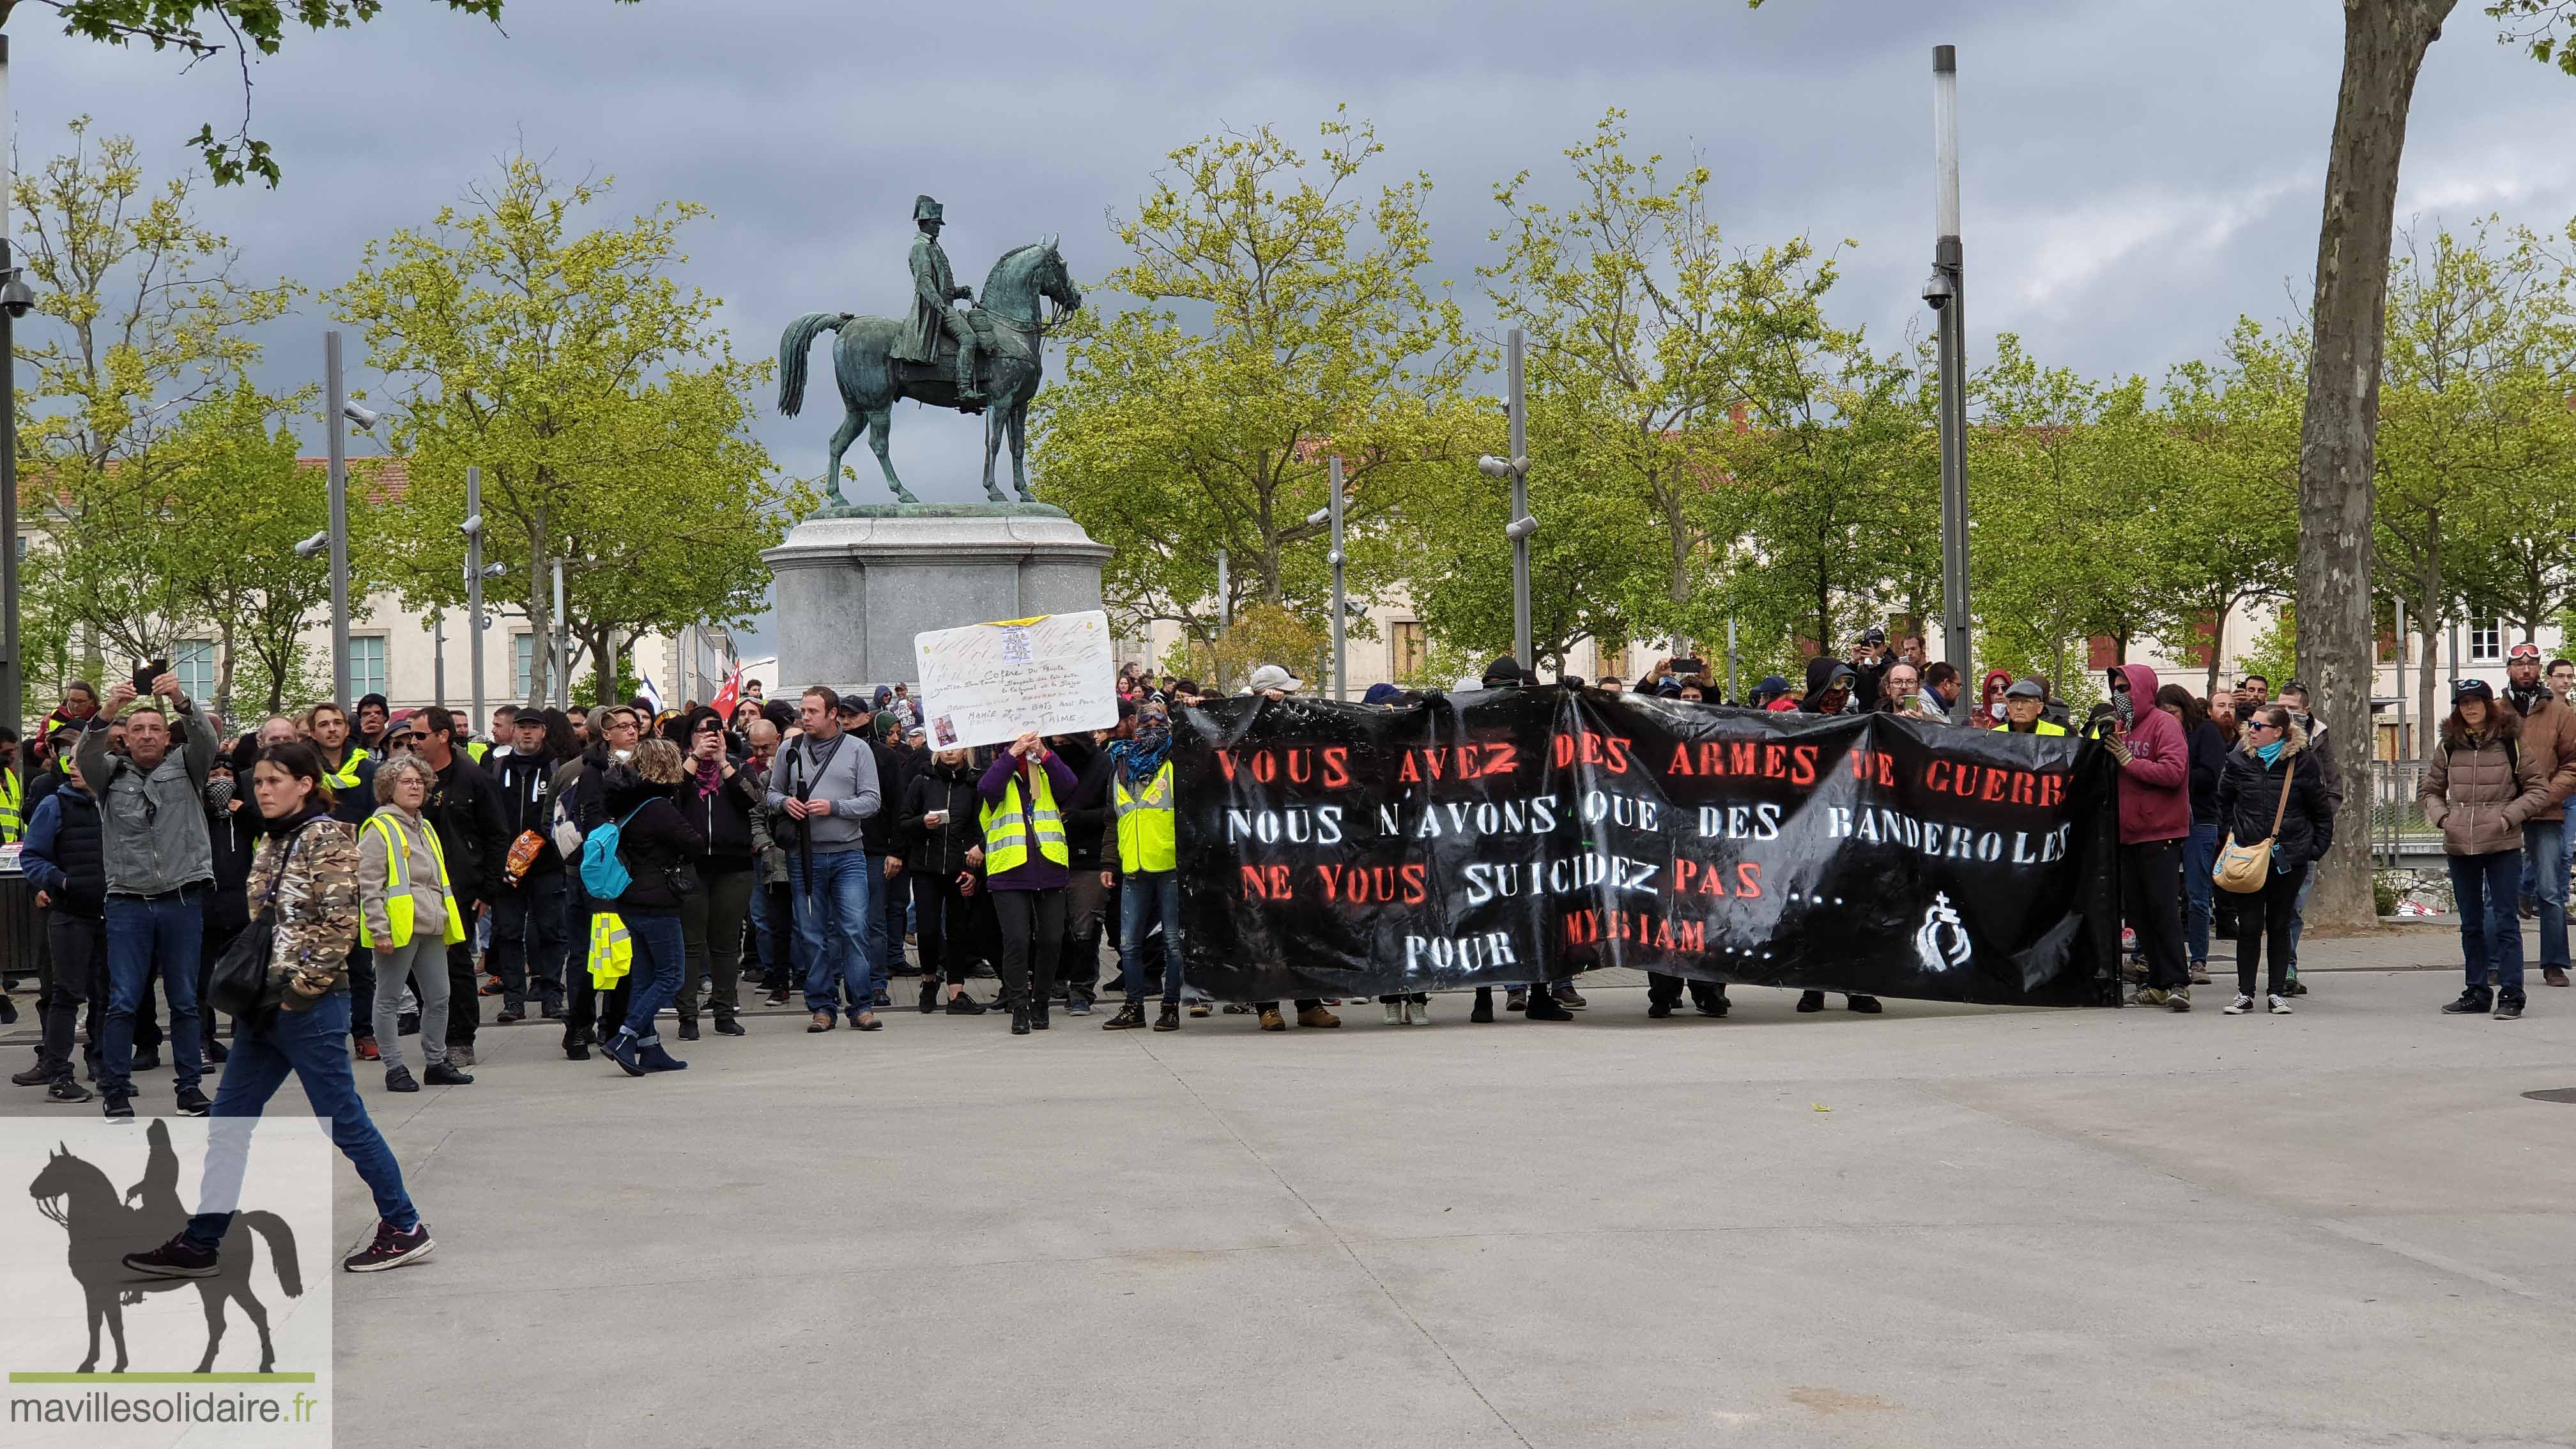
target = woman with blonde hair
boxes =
[361,755,473,1091]
[599,739,705,1075]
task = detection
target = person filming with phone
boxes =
[76,669,220,1121]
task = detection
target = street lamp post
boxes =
[1925,45,1977,724]
[1479,326,1537,672]
[463,466,486,735]
[1306,456,1350,701]
[0,34,28,737]
[551,556,570,709]
[325,331,353,705]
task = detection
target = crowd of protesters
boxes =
[4,635,2572,1151]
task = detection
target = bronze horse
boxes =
[777,238,1081,506]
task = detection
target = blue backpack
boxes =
[579,803,650,900]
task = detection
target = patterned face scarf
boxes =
[1116,712,1172,784]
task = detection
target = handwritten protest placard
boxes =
[914,610,1118,750]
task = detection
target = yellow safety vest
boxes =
[979,767,1068,875]
[323,747,371,791]
[1112,760,1176,874]
[0,767,21,845]
[1991,719,2069,737]
[466,740,490,764]
[588,911,632,987]
[358,813,468,948]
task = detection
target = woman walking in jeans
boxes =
[599,740,705,1076]
[2214,706,2333,1016]
[2421,680,2551,1020]
[121,741,435,1277]
[359,756,473,1092]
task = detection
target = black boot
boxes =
[1102,1002,1147,1031]
[1154,1002,1179,1031]
[1009,1006,1031,1036]
[2442,988,2494,1015]
[1029,997,1051,1031]
[713,1014,746,1036]
[677,1018,700,1041]
[919,979,940,1013]
[1524,990,1573,1022]
[1471,986,1495,1023]
[945,991,988,1016]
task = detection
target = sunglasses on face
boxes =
[2248,721,2283,733]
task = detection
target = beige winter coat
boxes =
[2421,720,2550,857]
[2510,689,2576,824]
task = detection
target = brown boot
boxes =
[808,1011,836,1033]
[1297,1006,1342,1029]
[1257,1008,1285,1032]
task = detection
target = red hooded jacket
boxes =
[2105,663,2189,844]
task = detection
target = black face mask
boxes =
[2112,690,2135,730]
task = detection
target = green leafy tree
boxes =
[6,1,636,185]
[331,154,801,709]
[2152,323,2303,698]
[1034,112,1482,642]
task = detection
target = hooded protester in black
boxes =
[1800,656,1859,714]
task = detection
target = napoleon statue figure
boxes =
[891,194,983,404]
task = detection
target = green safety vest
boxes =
[466,740,490,765]
[1991,719,2069,737]
[1112,760,1176,874]
[588,911,632,987]
[358,813,468,948]
[0,767,20,845]
[323,746,371,792]
[979,767,1068,875]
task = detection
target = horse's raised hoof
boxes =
[891,486,919,505]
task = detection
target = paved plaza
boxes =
[7,925,2573,1447]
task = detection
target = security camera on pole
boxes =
[324,331,380,705]
[1922,45,1977,723]
[0,34,33,735]
[1478,327,1537,673]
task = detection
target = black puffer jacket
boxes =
[899,755,985,878]
[600,769,705,915]
[493,748,565,880]
[2213,724,2334,872]
[25,784,106,919]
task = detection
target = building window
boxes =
[1392,621,1425,682]
[513,634,537,700]
[2469,618,2501,662]
[347,636,388,700]
[172,640,217,702]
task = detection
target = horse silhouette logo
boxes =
[26,1121,303,1374]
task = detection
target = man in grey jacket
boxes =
[77,673,218,1122]
[765,686,884,1031]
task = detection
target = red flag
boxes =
[710,667,742,720]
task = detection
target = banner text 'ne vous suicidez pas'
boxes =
[1172,688,2124,1007]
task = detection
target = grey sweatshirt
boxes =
[764,728,882,855]
[75,695,218,896]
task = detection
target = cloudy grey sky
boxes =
[13,0,2576,653]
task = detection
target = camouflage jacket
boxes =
[243,815,362,1009]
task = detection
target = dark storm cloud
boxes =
[10,0,2573,652]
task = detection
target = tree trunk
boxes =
[2416,558,2443,769]
[2296,0,2455,928]
[214,619,239,726]
[2204,607,2226,700]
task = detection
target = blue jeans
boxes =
[790,851,872,1019]
[186,993,416,1247]
[2182,824,2220,967]
[864,850,894,1000]
[1118,871,1185,1004]
[617,910,687,1041]
[103,894,206,1097]
[2525,818,2570,971]
[2449,849,2526,1000]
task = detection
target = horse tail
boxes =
[776,312,852,418]
[238,1211,303,1299]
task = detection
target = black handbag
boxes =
[208,831,299,1018]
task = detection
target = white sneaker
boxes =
[2267,995,2293,1015]
[1412,997,1430,1025]
[2222,994,2255,1015]
[1383,1004,1404,1025]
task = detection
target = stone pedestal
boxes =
[763,503,1112,691]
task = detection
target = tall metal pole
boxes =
[1506,327,1533,671]
[432,614,447,707]
[1931,45,1975,723]
[1326,456,1347,701]
[1216,548,1230,635]
[325,330,353,705]
[552,556,569,709]
[466,466,487,736]
[0,34,20,739]
[1726,618,1740,704]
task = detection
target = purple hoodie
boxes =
[977,748,1080,891]
[2108,663,2189,845]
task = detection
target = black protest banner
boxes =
[1172,687,2122,1007]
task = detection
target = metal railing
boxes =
[2370,760,2436,867]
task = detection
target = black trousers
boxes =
[2120,838,2189,992]
[1059,868,1110,999]
[910,871,993,985]
[677,867,754,1024]
[990,888,1064,1010]
[758,879,795,988]
[346,945,374,1043]
[1646,972,1727,1008]
[198,918,241,1053]
[38,914,108,1083]
[2235,862,2307,999]
[445,934,480,1048]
